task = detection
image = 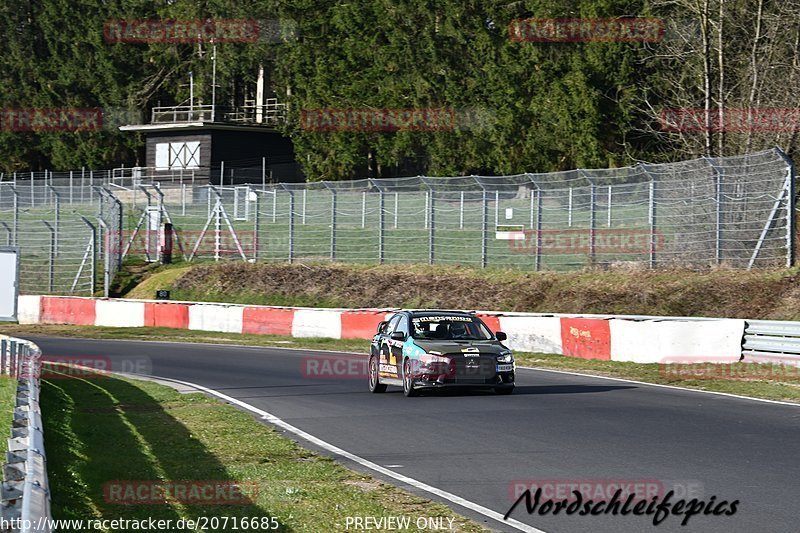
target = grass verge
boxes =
[4,324,800,404]
[116,260,800,320]
[0,374,17,453]
[42,364,488,532]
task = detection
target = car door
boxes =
[379,314,402,378]
[390,314,410,373]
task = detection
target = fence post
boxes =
[41,221,55,293]
[302,188,307,225]
[378,190,385,264]
[253,189,260,262]
[705,157,724,265]
[394,192,399,229]
[0,222,9,246]
[272,188,277,223]
[535,188,543,272]
[288,190,295,263]
[69,170,74,204]
[649,180,657,268]
[30,171,34,207]
[494,190,500,227]
[329,187,337,261]
[424,191,429,229]
[11,186,18,246]
[47,185,60,256]
[607,185,612,227]
[459,191,464,230]
[481,190,488,268]
[775,147,795,267]
[76,216,97,295]
[568,187,573,227]
[589,183,597,265]
[361,190,367,229]
[428,190,435,265]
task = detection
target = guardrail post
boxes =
[8,340,16,378]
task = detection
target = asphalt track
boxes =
[30,335,800,533]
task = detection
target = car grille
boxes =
[449,353,496,383]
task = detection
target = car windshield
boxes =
[411,315,493,341]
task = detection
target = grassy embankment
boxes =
[40,363,488,532]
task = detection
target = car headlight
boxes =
[496,351,513,363]
[421,353,451,365]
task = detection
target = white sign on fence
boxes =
[0,247,20,321]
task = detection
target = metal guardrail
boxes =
[0,337,51,533]
[743,320,800,362]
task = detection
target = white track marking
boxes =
[119,372,546,533]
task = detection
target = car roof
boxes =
[406,310,476,318]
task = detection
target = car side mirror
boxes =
[495,331,507,341]
[390,331,406,341]
[376,321,387,334]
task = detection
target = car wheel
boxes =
[368,356,386,393]
[494,386,514,395]
[403,359,418,397]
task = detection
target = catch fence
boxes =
[0,148,793,295]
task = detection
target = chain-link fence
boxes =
[1,148,793,295]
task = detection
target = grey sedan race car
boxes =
[369,310,515,396]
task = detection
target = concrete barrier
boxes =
[96,300,146,328]
[17,295,749,363]
[188,303,244,333]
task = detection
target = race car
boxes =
[368,310,515,396]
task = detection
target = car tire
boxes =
[403,359,418,397]
[368,356,387,393]
[494,386,514,395]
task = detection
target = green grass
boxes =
[5,324,800,404]
[42,364,488,532]
[0,374,17,453]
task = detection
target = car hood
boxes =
[411,338,507,355]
